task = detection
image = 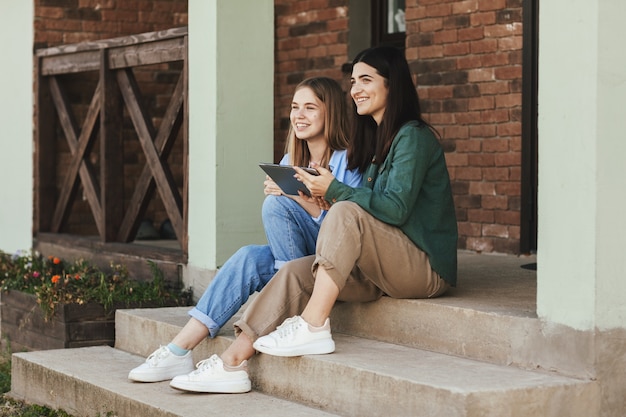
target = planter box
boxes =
[0,290,183,351]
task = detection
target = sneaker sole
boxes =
[169,379,252,393]
[128,366,195,383]
[253,338,335,357]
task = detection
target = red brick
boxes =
[443,42,470,56]
[496,182,521,196]
[79,0,115,8]
[418,45,445,59]
[470,11,496,26]
[482,195,508,209]
[428,112,456,125]
[444,125,469,139]
[479,81,509,95]
[427,86,455,100]
[468,68,495,82]
[452,0,479,15]
[455,111,482,124]
[495,152,520,167]
[454,194,482,209]
[495,93,522,108]
[101,10,137,22]
[497,122,521,136]
[44,19,82,31]
[469,124,497,138]
[468,154,495,166]
[425,4,453,17]
[434,29,459,44]
[445,153,469,167]
[37,6,65,19]
[498,35,523,51]
[485,23,523,38]
[456,167,483,180]
[478,0,507,11]
[495,66,522,80]
[458,221,482,237]
[469,96,495,111]
[480,109,510,123]
[495,210,520,225]
[482,53,510,67]
[483,167,510,181]
[327,18,348,31]
[470,38,498,54]
[420,17,444,32]
[482,224,509,238]
[468,209,495,223]
[458,27,484,41]
[469,181,496,195]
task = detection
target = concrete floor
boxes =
[442,250,537,318]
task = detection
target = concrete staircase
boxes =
[8,252,600,416]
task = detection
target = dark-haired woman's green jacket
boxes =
[325,121,458,286]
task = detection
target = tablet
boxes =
[259,163,319,196]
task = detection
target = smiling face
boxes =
[350,62,389,125]
[290,86,326,143]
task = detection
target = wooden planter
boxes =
[0,290,181,351]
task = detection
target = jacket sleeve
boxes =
[325,124,438,226]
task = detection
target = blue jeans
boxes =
[261,195,320,270]
[188,196,321,337]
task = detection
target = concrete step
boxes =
[8,252,601,416]
[10,334,598,417]
[115,251,548,372]
[9,346,338,417]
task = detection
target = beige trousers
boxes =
[234,201,448,340]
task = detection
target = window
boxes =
[372,0,405,49]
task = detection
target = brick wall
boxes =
[34,0,525,254]
[274,0,350,162]
[274,0,524,254]
[405,0,523,253]
[34,0,187,49]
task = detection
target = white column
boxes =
[594,0,626,330]
[187,0,274,272]
[537,0,626,331]
[0,2,34,253]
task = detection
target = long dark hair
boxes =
[347,46,436,171]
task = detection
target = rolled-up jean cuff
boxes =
[188,307,220,338]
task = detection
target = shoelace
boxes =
[192,354,220,375]
[272,316,303,340]
[146,345,170,365]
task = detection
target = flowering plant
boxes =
[0,250,190,321]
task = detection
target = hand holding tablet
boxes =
[259,163,319,197]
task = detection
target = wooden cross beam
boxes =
[116,68,184,242]
[48,77,103,235]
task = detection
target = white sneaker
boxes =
[253,316,335,357]
[128,345,194,382]
[169,354,251,393]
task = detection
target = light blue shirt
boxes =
[279,149,361,224]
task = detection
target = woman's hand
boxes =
[263,175,283,196]
[293,164,335,200]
